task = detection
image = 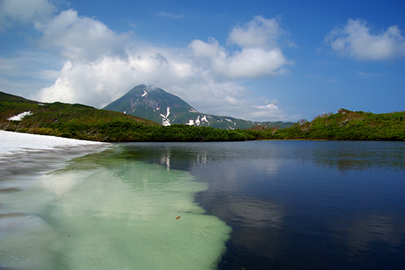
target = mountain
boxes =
[103,85,293,129]
[0,91,250,142]
[103,85,197,126]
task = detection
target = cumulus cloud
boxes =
[326,18,405,61]
[38,48,195,107]
[189,16,290,79]
[37,47,254,118]
[229,16,283,48]
[39,59,132,107]
[35,9,130,62]
[1,1,290,121]
[35,13,291,121]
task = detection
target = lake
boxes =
[1,141,404,269]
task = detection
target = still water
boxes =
[1,141,405,269]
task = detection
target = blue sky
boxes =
[1,0,404,122]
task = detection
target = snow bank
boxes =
[0,130,105,156]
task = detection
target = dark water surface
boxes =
[1,141,405,269]
[121,141,405,270]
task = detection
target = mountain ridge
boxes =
[103,84,294,129]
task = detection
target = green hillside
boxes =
[2,92,403,142]
[242,109,405,141]
[0,91,248,142]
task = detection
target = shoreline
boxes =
[0,130,110,179]
[0,130,108,156]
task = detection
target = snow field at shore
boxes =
[0,130,106,157]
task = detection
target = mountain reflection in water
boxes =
[120,141,405,270]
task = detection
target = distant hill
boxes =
[0,91,156,126]
[246,108,405,141]
[0,91,38,103]
[0,91,158,141]
[103,84,294,129]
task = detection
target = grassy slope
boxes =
[0,92,248,142]
[2,92,403,142]
[243,109,405,141]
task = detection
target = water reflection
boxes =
[119,141,405,172]
[343,212,405,255]
[118,141,405,270]
[202,194,285,259]
[309,141,405,171]
[118,143,289,266]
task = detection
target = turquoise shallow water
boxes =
[0,146,231,270]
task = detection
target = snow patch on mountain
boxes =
[195,116,201,126]
[141,91,148,97]
[160,107,171,126]
[8,111,33,121]
[186,115,210,126]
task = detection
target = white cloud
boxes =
[189,16,290,79]
[0,0,55,29]
[224,47,288,78]
[38,50,189,107]
[189,38,226,59]
[35,13,291,121]
[37,48,253,115]
[167,79,250,118]
[158,11,184,19]
[1,2,290,121]
[356,71,386,78]
[253,104,279,110]
[229,16,283,49]
[249,103,287,121]
[326,19,405,61]
[189,38,289,78]
[35,9,130,62]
